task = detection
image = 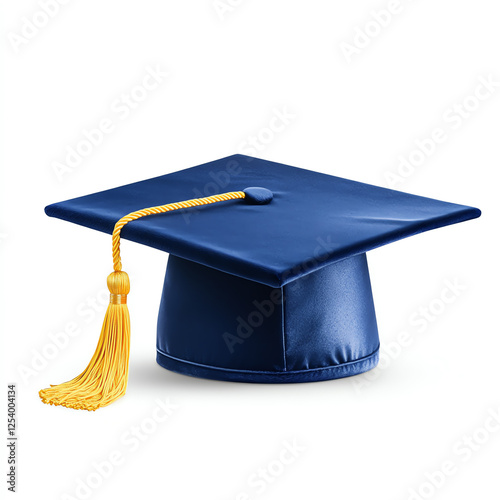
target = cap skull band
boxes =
[39,154,481,410]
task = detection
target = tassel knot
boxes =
[107,271,130,295]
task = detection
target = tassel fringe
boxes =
[39,271,130,411]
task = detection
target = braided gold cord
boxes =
[111,191,246,271]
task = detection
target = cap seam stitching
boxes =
[281,285,287,372]
[156,344,380,375]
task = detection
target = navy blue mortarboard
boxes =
[39,154,480,410]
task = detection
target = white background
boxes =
[1,1,499,499]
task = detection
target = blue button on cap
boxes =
[243,187,273,205]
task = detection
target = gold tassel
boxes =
[39,271,130,411]
[39,190,247,410]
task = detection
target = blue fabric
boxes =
[156,253,380,382]
[157,255,285,373]
[283,253,379,372]
[45,154,480,288]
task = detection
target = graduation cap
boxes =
[39,154,480,410]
